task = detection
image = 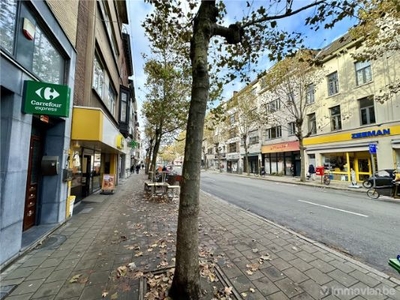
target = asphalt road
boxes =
[200,172,400,275]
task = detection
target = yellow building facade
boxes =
[303,36,400,182]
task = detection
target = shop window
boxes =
[355,61,372,86]
[327,71,339,96]
[330,105,342,131]
[0,0,17,54]
[265,126,282,140]
[98,0,118,60]
[359,97,375,125]
[288,122,296,136]
[307,113,316,135]
[306,84,315,104]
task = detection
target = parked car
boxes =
[363,169,396,188]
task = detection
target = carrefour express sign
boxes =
[23,81,70,117]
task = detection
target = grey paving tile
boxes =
[310,259,336,273]
[262,266,286,282]
[2,266,37,280]
[26,266,56,281]
[275,277,304,298]
[31,280,63,299]
[44,268,73,283]
[229,274,255,293]
[299,279,324,299]
[328,259,356,274]
[276,250,297,261]
[282,267,309,284]
[8,279,45,296]
[296,251,318,263]
[267,291,290,300]
[304,268,333,285]
[349,270,381,288]
[291,258,313,272]
[327,269,358,287]
[270,258,292,271]
[252,276,280,296]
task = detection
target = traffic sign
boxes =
[369,143,377,154]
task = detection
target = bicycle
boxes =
[366,183,396,199]
[323,173,331,185]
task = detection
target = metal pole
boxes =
[370,153,376,188]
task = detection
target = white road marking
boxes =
[298,200,369,218]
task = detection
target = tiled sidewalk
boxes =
[1,174,399,300]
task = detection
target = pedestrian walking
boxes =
[135,164,140,174]
[308,164,316,180]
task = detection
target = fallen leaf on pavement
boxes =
[69,274,81,283]
[111,292,118,299]
[101,291,108,297]
[224,286,232,295]
[117,266,127,277]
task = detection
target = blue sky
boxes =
[126,0,357,127]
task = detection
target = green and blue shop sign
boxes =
[23,81,70,117]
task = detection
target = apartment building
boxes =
[209,32,400,182]
[303,34,400,183]
[0,0,138,267]
[0,0,78,265]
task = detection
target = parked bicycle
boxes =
[366,181,399,199]
[323,173,331,185]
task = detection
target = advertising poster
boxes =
[102,174,115,193]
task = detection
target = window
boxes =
[265,126,282,140]
[287,92,295,104]
[288,122,296,135]
[308,113,316,134]
[107,84,116,115]
[0,0,17,54]
[330,105,342,131]
[327,72,339,96]
[359,97,375,125]
[306,84,315,104]
[266,99,281,112]
[229,128,236,138]
[98,0,118,59]
[249,130,259,145]
[228,143,237,153]
[93,55,104,96]
[355,61,372,86]
[33,26,63,84]
[207,148,213,155]
[230,114,235,124]
[119,87,129,123]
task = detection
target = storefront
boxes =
[261,141,300,176]
[70,107,125,201]
[304,124,400,183]
[241,153,260,174]
[226,153,240,173]
[0,0,76,266]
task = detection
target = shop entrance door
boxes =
[82,155,92,197]
[23,132,43,231]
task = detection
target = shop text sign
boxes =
[23,81,70,117]
[351,129,390,139]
